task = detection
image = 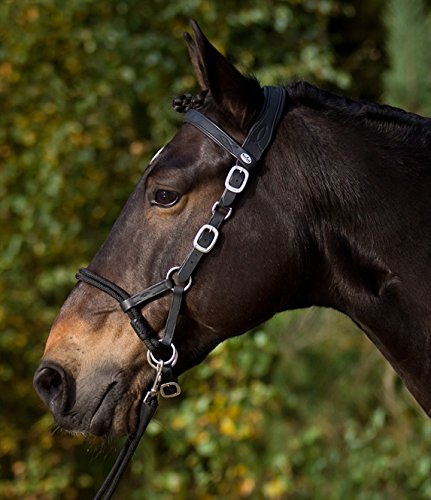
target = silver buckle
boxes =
[193,224,219,253]
[160,381,182,398]
[212,201,232,220]
[225,165,249,194]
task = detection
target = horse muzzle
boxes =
[33,360,139,436]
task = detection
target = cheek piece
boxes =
[75,86,286,500]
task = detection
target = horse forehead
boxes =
[149,127,227,180]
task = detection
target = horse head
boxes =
[33,22,297,436]
[34,20,431,444]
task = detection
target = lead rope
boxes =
[93,396,158,500]
[76,86,286,500]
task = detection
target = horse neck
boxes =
[270,105,431,414]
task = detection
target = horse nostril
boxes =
[33,362,68,413]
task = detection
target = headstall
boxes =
[76,85,286,499]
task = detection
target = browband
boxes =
[184,86,286,168]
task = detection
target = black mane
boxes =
[173,80,431,146]
[286,81,431,146]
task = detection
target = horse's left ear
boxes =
[184,20,262,128]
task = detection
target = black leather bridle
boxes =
[76,86,286,499]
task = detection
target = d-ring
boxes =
[166,266,192,291]
[147,342,178,369]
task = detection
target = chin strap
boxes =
[76,86,286,500]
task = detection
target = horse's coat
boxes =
[34,21,431,438]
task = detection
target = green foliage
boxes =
[1,0,430,499]
[384,0,431,113]
[120,311,431,499]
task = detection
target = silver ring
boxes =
[166,266,192,292]
[147,342,178,369]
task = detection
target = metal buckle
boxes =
[212,201,233,220]
[160,381,182,398]
[225,165,249,194]
[193,224,219,253]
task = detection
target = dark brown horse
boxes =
[34,21,431,446]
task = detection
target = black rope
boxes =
[76,268,160,353]
[93,396,158,500]
[76,268,129,302]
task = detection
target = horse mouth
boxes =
[87,375,151,437]
[88,381,120,436]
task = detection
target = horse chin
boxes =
[59,394,140,438]
[108,390,143,437]
[57,374,145,438]
[88,382,145,438]
[87,382,122,436]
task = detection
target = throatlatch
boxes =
[76,85,286,500]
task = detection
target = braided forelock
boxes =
[172,90,208,113]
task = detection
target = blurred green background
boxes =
[2,0,431,498]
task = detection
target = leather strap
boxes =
[120,279,172,312]
[93,396,158,500]
[177,86,286,282]
[77,268,160,352]
[184,110,256,167]
[243,86,286,160]
[161,284,184,346]
[184,86,285,167]
[177,204,226,282]
[75,86,287,500]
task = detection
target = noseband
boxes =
[76,86,286,499]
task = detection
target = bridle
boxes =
[76,86,286,499]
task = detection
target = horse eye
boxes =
[153,189,180,207]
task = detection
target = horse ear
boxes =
[184,20,262,128]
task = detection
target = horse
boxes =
[34,19,431,475]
